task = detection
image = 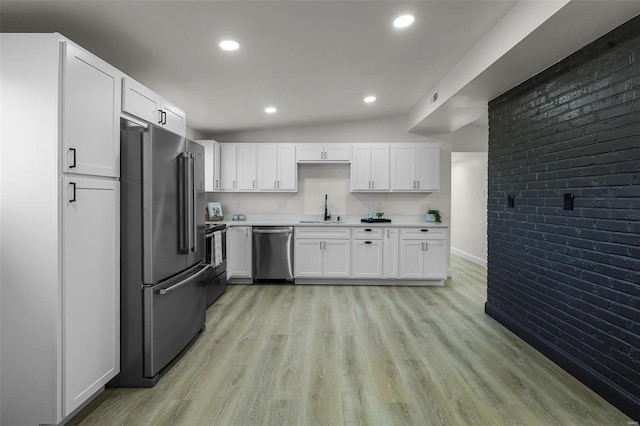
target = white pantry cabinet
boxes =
[1,33,120,426]
[256,144,297,191]
[390,143,440,192]
[198,139,222,191]
[296,143,351,163]
[294,227,351,278]
[63,177,120,414]
[227,226,253,279]
[350,144,389,191]
[122,76,187,136]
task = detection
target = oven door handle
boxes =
[158,264,210,295]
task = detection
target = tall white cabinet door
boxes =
[237,144,257,190]
[62,177,119,416]
[277,144,297,190]
[390,145,416,191]
[220,144,237,190]
[351,145,372,191]
[63,42,120,178]
[382,228,399,278]
[416,145,440,191]
[371,145,389,190]
[257,144,278,190]
[323,240,351,277]
[399,240,424,279]
[294,239,323,277]
[424,240,446,279]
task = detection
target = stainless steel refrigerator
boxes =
[110,118,206,387]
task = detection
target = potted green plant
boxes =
[426,209,442,223]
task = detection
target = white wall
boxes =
[451,152,488,266]
[206,115,451,220]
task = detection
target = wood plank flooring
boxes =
[69,255,632,425]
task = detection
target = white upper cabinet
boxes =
[122,77,186,136]
[220,143,238,190]
[350,144,389,191]
[390,143,440,192]
[236,144,257,191]
[297,143,351,163]
[219,144,257,191]
[198,140,221,191]
[63,42,121,178]
[257,144,297,191]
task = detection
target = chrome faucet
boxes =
[324,194,331,221]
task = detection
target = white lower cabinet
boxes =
[227,226,252,279]
[63,177,120,415]
[382,228,399,278]
[294,227,350,278]
[399,228,447,280]
[351,240,382,278]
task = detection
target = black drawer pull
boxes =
[364,241,372,244]
[421,229,429,232]
[365,228,372,232]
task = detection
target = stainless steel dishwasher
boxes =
[252,227,294,282]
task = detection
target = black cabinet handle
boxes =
[365,228,372,232]
[421,229,429,232]
[163,110,167,125]
[365,241,372,244]
[69,182,76,202]
[69,148,76,169]
[158,110,164,124]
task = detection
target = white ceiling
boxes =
[2,1,639,137]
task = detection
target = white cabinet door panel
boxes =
[220,144,237,190]
[122,77,160,124]
[390,145,416,191]
[294,239,323,277]
[63,177,119,416]
[277,144,297,190]
[63,42,120,178]
[350,145,371,191]
[399,240,424,279]
[257,144,278,190]
[161,101,186,136]
[323,240,350,277]
[227,227,252,278]
[416,144,439,191]
[237,144,257,190]
[424,240,446,279]
[352,240,382,278]
[382,228,399,278]
[371,145,390,190]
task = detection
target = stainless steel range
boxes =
[205,223,227,306]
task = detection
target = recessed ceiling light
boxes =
[219,40,240,51]
[393,14,415,29]
[265,106,277,114]
[364,96,376,103]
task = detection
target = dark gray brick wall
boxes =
[486,15,640,420]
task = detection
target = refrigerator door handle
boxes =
[179,152,190,254]
[158,263,210,295]
[191,153,197,252]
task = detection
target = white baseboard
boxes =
[451,247,487,268]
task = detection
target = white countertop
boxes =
[207,214,448,228]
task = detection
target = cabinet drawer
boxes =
[352,227,382,240]
[295,227,350,239]
[400,228,447,240]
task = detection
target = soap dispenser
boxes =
[366,206,373,219]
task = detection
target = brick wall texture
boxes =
[486,15,640,418]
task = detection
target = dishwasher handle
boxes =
[253,228,293,234]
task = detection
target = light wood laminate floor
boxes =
[69,256,632,425]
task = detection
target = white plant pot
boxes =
[425,214,436,222]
